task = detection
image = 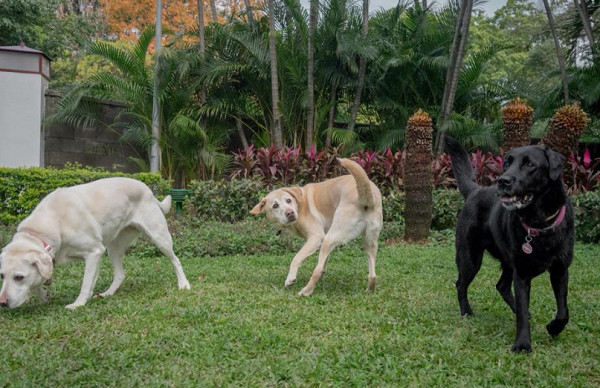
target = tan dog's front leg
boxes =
[298,238,339,296]
[285,235,323,287]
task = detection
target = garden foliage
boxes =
[0,165,169,224]
[2,146,600,243]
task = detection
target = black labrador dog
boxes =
[445,137,574,352]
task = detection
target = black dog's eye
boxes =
[526,161,536,168]
[285,198,292,204]
[273,203,279,209]
[14,275,24,282]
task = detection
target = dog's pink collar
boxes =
[520,205,567,236]
[22,231,54,256]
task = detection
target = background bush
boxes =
[0,166,169,224]
[1,166,598,248]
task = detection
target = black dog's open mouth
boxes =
[500,193,534,210]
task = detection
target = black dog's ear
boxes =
[544,147,565,181]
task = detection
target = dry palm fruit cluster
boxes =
[541,102,590,156]
[403,109,433,241]
[502,97,533,151]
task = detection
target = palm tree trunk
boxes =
[210,0,218,23]
[236,118,249,149]
[347,0,369,133]
[404,110,433,242]
[441,0,472,123]
[325,82,338,149]
[440,1,465,123]
[574,0,595,56]
[151,0,163,173]
[197,0,205,52]
[197,0,206,105]
[243,0,255,26]
[306,0,318,150]
[542,0,569,105]
[269,0,283,147]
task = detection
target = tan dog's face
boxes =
[0,244,53,308]
[251,189,299,226]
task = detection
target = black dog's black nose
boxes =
[497,176,512,189]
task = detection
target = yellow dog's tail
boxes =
[339,158,375,209]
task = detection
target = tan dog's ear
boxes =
[250,199,267,214]
[29,253,53,280]
[283,187,303,205]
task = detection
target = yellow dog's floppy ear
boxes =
[250,199,267,214]
[29,253,53,280]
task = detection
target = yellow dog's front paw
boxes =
[298,287,313,297]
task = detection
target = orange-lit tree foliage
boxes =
[99,0,261,43]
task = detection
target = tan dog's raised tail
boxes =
[251,158,383,296]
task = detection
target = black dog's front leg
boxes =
[547,267,569,337]
[511,274,532,353]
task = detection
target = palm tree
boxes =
[47,27,229,185]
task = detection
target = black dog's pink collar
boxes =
[520,205,567,236]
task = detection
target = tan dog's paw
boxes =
[298,287,313,297]
[285,277,296,287]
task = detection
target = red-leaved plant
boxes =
[564,150,600,195]
[230,145,600,194]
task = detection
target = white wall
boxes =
[0,71,44,167]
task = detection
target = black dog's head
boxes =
[497,145,565,210]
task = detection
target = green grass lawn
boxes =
[1,239,600,387]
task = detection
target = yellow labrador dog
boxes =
[0,177,191,309]
[251,158,383,296]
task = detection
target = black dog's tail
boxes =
[445,136,478,199]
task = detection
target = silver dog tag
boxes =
[522,234,533,254]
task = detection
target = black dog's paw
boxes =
[511,342,532,353]
[546,319,568,337]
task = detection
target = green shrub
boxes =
[431,189,464,230]
[0,167,169,224]
[572,191,600,243]
[187,179,268,222]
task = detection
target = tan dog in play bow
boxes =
[251,158,383,296]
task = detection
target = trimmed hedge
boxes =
[0,167,170,224]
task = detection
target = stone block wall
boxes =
[44,89,145,173]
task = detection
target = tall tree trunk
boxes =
[325,82,338,149]
[197,0,206,105]
[306,0,318,150]
[243,0,255,26]
[347,0,369,133]
[436,0,472,153]
[236,118,249,149]
[269,0,283,147]
[151,0,163,173]
[197,0,205,53]
[210,0,218,22]
[574,0,595,56]
[542,0,570,105]
[441,0,472,123]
